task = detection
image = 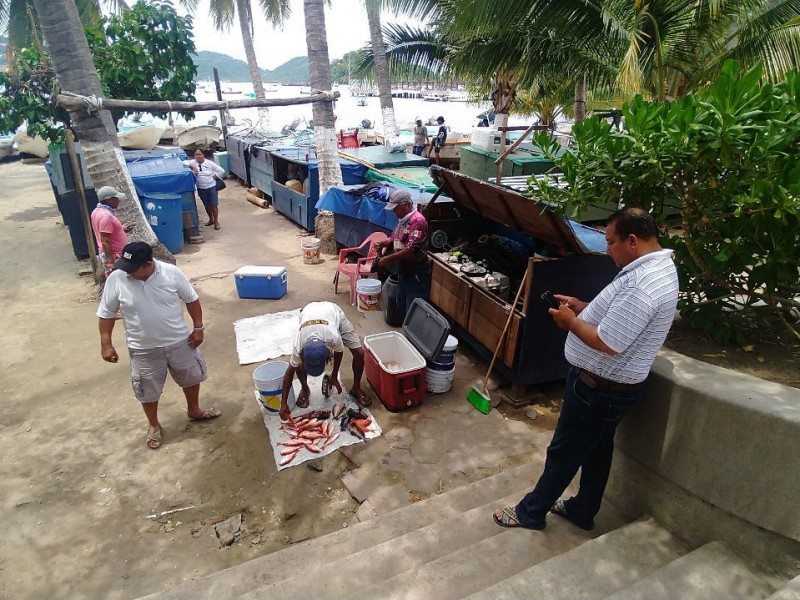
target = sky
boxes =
[179,0,417,70]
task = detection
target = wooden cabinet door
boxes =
[468,287,522,368]
[430,261,471,327]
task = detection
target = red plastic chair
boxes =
[333,232,388,304]
[338,128,360,149]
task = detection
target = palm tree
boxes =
[31,0,172,261]
[180,0,289,131]
[365,0,398,137]
[304,0,341,251]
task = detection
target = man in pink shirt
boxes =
[91,186,130,277]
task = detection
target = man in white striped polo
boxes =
[494,208,679,531]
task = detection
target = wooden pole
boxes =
[494,123,550,164]
[64,129,100,282]
[213,68,228,143]
[55,91,341,113]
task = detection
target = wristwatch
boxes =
[193,326,205,332]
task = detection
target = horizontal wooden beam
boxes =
[497,125,551,132]
[54,91,341,113]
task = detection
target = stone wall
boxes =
[606,349,800,576]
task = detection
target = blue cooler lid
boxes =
[402,299,450,361]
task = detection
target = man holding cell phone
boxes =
[494,207,679,531]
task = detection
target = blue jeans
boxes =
[412,145,424,156]
[197,186,219,207]
[514,367,644,528]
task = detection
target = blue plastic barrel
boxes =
[140,192,184,253]
[181,191,200,237]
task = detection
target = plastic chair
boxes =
[333,232,388,305]
[338,128,360,149]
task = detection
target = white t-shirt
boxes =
[564,249,679,384]
[97,261,200,350]
[290,302,355,367]
[184,158,224,190]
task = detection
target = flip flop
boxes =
[187,408,221,421]
[296,388,310,409]
[146,427,162,450]
[550,499,595,531]
[353,389,372,408]
[204,221,214,226]
[214,223,221,230]
[493,507,545,530]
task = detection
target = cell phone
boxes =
[541,290,560,309]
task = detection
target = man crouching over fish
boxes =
[279,301,368,421]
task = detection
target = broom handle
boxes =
[483,268,529,388]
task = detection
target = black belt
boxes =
[573,367,643,391]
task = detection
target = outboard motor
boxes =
[361,119,373,129]
[207,115,218,126]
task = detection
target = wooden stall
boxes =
[426,167,619,387]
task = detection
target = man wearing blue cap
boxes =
[279,301,366,421]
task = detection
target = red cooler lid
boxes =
[403,299,451,361]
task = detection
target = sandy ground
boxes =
[0,159,562,600]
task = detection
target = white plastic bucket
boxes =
[300,237,321,264]
[253,361,288,413]
[426,366,455,393]
[356,278,382,313]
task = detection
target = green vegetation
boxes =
[195,51,309,84]
[0,1,196,141]
[532,62,800,343]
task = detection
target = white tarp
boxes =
[256,378,382,471]
[234,309,301,365]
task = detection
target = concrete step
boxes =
[766,575,800,600]
[604,541,784,600]
[341,513,620,600]
[237,491,591,600]
[140,461,543,600]
[462,518,687,600]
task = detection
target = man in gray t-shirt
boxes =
[494,208,678,531]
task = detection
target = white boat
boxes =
[423,92,448,102]
[117,121,166,150]
[0,134,15,160]
[448,91,469,102]
[177,125,224,151]
[356,98,368,107]
[300,86,311,95]
[264,84,279,93]
[13,126,49,158]
[160,121,188,144]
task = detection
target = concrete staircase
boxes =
[141,462,796,600]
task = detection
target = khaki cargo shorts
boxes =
[340,316,362,351]
[128,340,208,403]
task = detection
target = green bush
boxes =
[532,61,800,343]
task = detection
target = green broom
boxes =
[467,269,529,414]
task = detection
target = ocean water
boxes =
[191,82,534,134]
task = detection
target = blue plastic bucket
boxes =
[253,361,288,413]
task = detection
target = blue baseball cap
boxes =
[302,337,329,377]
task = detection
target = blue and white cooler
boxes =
[234,266,288,299]
[426,334,458,393]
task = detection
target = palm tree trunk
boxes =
[574,73,586,122]
[31,0,172,262]
[237,0,270,129]
[365,0,397,137]
[304,0,341,252]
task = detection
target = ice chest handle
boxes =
[237,272,287,283]
[400,374,419,395]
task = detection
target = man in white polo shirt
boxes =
[97,242,220,450]
[494,207,679,531]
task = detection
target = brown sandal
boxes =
[146,427,162,450]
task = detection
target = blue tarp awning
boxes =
[126,157,196,196]
[316,185,399,230]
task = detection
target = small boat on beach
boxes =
[13,126,50,158]
[117,115,166,150]
[265,84,279,93]
[222,87,242,95]
[0,134,15,160]
[177,125,224,151]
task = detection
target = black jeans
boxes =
[514,367,644,528]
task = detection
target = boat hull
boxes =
[177,126,224,151]
[118,124,166,150]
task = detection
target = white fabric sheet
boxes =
[234,309,301,365]
[256,378,381,471]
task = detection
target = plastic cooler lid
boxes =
[234,266,286,277]
[402,298,451,361]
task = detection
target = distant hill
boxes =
[194,51,309,85]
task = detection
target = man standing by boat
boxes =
[429,116,448,165]
[493,208,679,531]
[185,148,225,230]
[90,186,130,277]
[412,119,429,156]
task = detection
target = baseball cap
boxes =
[115,241,153,273]
[302,337,330,377]
[436,116,445,123]
[97,186,126,203]
[384,189,413,211]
